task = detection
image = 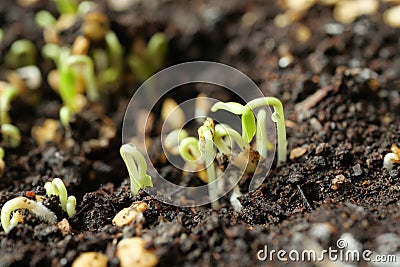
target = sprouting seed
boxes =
[1,196,57,234]
[120,143,153,196]
[44,178,76,218]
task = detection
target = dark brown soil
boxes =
[1,0,400,266]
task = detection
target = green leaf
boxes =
[59,67,78,111]
[147,33,168,69]
[242,108,256,143]
[210,102,245,114]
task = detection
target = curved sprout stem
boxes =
[164,129,189,156]
[66,196,76,218]
[214,124,249,153]
[1,197,57,234]
[105,31,123,76]
[246,97,287,166]
[179,137,202,163]
[44,178,76,217]
[44,178,68,212]
[0,85,18,124]
[211,102,245,114]
[62,55,99,102]
[210,102,256,143]
[120,144,153,196]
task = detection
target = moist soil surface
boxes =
[1,0,400,266]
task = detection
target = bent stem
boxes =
[61,55,98,103]
[120,143,153,196]
[246,97,287,166]
[211,102,256,143]
[178,136,202,164]
[1,197,57,234]
[105,31,123,78]
[44,178,76,217]
[164,129,189,156]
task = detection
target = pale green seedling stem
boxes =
[179,137,201,163]
[120,144,153,196]
[1,197,57,234]
[0,85,18,124]
[44,178,76,217]
[210,102,256,143]
[61,55,99,103]
[198,122,219,209]
[246,97,287,165]
[53,0,78,14]
[164,129,189,156]
[105,31,123,75]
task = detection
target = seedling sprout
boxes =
[383,145,400,170]
[44,178,77,218]
[198,118,219,209]
[120,143,153,196]
[1,197,57,234]
[0,124,21,148]
[211,96,287,166]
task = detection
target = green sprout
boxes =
[211,97,287,166]
[103,31,123,83]
[34,10,56,28]
[42,44,98,127]
[128,32,168,82]
[210,102,256,144]
[213,123,249,156]
[0,84,18,124]
[1,196,57,234]
[5,39,37,69]
[164,129,189,156]
[53,0,78,15]
[178,136,203,171]
[58,54,98,127]
[247,97,287,165]
[44,178,77,218]
[0,83,21,148]
[60,55,98,104]
[164,118,251,209]
[120,143,153,196]
[1,124,21,148]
